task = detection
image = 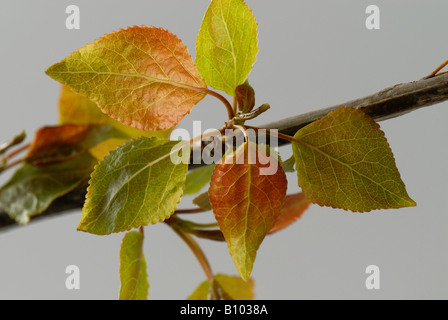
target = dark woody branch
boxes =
[1,72,448,231]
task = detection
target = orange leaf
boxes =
[25,124,128,166]
[268,193,311,234]
[26,125,91,166]
[46,26,207,131]
[209,142,287,280]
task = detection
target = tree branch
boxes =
[1,72,448,231]
[262,71,448,143]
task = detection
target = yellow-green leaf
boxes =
[78,137,190,235]
[192,192,212,211]
[46,26,207,131]
[187,273,255,300]
[292,107,416,212]
[119,231,148,300]
[196,0,258,95]
[88,138,128,161]
[58,85,172,139]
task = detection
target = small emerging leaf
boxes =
[192,192,212,211]
[78,137,190,235]
[292,107,416,212]
[119,231,149,300]
[47,26,207,131]
[209,142,287,280]
[235,81,256,113]
[196,0,259,95]
[280,155,296,173]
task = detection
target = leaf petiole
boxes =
[168,222,220,299]
[202,88,235,120]
[245,125,301,145]
[0,158,24,174]
[175,208,207,214]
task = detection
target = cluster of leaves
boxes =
[0,0,416,300]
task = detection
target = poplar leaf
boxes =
[119,231,149,300]
[196,0,258,95]
[208,143,287,280]
[0,153,96,224]
[25,124,128,166]
[58,85,171,139]
[292,107,416,212]
[78,137,190,235]
[88,138,129,161]
[268,193,311,234]
[192,192,212,211]
[235,80,256,113]
[187,273,254,300]
[46,26,207,131]
[281,155,296,173]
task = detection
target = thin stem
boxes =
[232,124,249,143]
[184,221,219,229]
[233,104,271,122]
[232,95,238,115]
[0,158,24,173]
[1,143,30,162]
[175,207,206,214]
[245,125,301,144]
[188,127,226,146]
[424,58,448,79]
[170,226,219,299]
[203,88,235,120]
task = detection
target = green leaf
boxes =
[46,26,207,131]
[196,0,258,96]
[0,153,97,224]
[187,273,255,300]
[292,107,416,212]
[208,142,287,280]
[78,137,190,235]
[119,231,149,300]
[184,164,216,195]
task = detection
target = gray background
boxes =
[0,0,447,300]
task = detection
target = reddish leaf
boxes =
[268,193,311,234]
[25,124,128,166]
[25,125,91,166]
[235,81,255,113]
[208,142,287,280]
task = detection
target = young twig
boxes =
[423,58,448,79]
